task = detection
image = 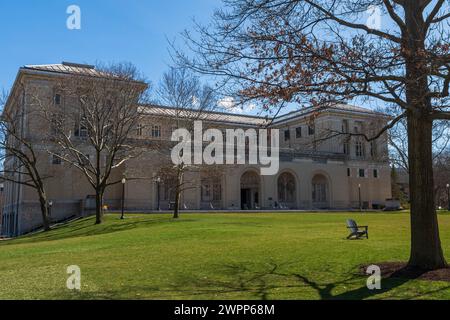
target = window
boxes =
[201,181,222,201]
[355,141,364,158]
[373,169,379,178]
[359,169,366,178]
[347,168,351,177]
[202,184,211,200]
[136,124,143,136]
[0,183,4,192]
[284,129,290,141]
[312,184,327,202]
[151,125,161,138]
[308,125,315,136]
[278,173,296,203]
[296,127,302,139]
[343,142,350,155]
[54,94,61,105]
[52,155,62,165]
[74,117,88,138]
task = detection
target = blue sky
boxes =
[0,0,221,91]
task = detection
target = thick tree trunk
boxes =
[406,114,447,270]
[95,191,104,225]
[38,192,51,232]
[402,1,447,270]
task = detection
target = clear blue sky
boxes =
[0,0,222,90]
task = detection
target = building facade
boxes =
[1,63,392,237]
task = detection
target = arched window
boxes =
[201,179,222,201]
[312,174,328,204]
[278,172,296,202]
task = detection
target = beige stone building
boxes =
[1,63,392,237]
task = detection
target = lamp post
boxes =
[358,184,362,212]
[156,177,161,211]
[120,178,126,220]
[447,184,450,211]
[48,201,53,218]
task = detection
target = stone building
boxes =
[1,63,392,236]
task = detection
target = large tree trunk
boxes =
[95,190,104,225]
[403,1,447,270]
[407,114,447,270]
[38,192,51,232]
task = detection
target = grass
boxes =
[1,211,450,300]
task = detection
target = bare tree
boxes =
[33,63,149,225]
[389,115,450,172]
[434,150,450,209]
[178,0,450,270]
[0,90,51,231]
[155,67,219,218]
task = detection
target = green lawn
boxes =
[1,212,450,300]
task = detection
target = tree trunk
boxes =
[406,113,447,270]
[173,189,180,219]
[402,1,447,270]
[95,191,104,225]
[173,165,183,219]
[38,192,51,232]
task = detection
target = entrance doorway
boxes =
[240,171,261,210]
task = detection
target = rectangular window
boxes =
[284,129,290,141]
[373,169,379,178]
[136,124,143,136]
[343,142,350,155]
[74,117,88,138]
[151,125,161,138]
[359,169,365,178]
[202,182,222,201]
[54,94,61,105]
[308,126,315,136]
[296,127,302,139]
[347,168,351,177]
[202,184,211,201]
[355,141,364,158]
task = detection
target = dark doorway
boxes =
[241,188,251,210]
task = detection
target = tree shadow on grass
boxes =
[144,261,450,300]
[2,216,198,245]
[55,260,450,300]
